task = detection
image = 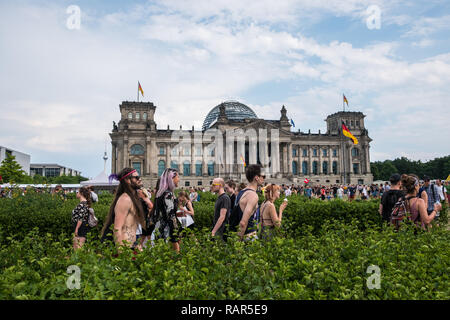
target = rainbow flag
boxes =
[240,155,246,167]
[342,122,358,145]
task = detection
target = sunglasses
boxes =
[259,175,266,179]
[131,175,141,180]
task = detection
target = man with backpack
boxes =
[228,164,265,241]
[420,176,442,220]
[379,173,404,223]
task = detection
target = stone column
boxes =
[328,146,333,176]
[111,143,117,174]
[191,142,195,177]
[166,143,171,169]
[365,144,371,174]
[282,143,288,174]
[308,145,313,175]
[150,139,157,176]
[298,146,302,175]
[123,137,129,169]
[318,146,323,174]
[287,143,292,174]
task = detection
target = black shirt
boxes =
[381,189,405,221]
[213,193,231,237]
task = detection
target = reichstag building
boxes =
[110,100,373,187]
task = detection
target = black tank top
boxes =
[236,189,257,235]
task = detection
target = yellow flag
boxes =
[446,174,450,182]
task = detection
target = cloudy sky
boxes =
[1,0,449,178]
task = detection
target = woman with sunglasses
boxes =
[153,168,181,253]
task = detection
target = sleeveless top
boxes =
[236,189,258,235]
[406,197,422,228]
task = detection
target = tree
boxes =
[0,154,28,183]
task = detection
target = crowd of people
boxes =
[66,165,448,252]
[1,167,447,252]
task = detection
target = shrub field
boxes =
[0,190,448,299]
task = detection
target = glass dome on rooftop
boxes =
[202,101,258,131]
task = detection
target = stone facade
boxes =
[110,101,373,187]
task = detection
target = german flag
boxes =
[138,81,144,97]
[342,122,358,145]
[343,94,349,106]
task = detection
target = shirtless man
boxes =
[237,164,265,241]
[101,168,145,251]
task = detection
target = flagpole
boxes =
[137,82,139,102]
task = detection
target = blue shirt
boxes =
[423,184,441,212]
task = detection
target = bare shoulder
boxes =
[116,193,132,207]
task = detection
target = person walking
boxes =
[398,174,440,230]
[72,186,93,250]
[101,168,146,251]
[153,168,181,253]
[259,184,287,240]
[379,174,404,224]
[211,178,231,242]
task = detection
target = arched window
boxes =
[128,112,133,119]
[323,149,327,157]
[312,161,318,175]
[130,144,145,155]
[195,161,202,176]
[158,160,165,177]
[143,113,147,120]
[136,112,140,120]
[322,161,328,175]
[352,148,359,157]
[183,161,191,176]
[292,161,298,175]
[208,161,215,176]
[332,161,338,175]
[302,161,308,175]
[171,160,179,171]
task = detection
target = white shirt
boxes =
[337,188,343,197]
[285,188,292,197]
[136,224,142,236]
[91,191,98,203]
[437,185,445,201]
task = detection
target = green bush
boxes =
[0,220,448,300]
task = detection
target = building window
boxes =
[351,120,354,127]
[185,181,190,187]
[207,161,215,176]
[195,161,202,176]
[128,112,133,119]
[332,161,338,174]
[45,168,60,177]
[292,161,298,175]
[333,149,337,157]
[136,112,140,120]
[356,120,360,127]
[132,162,141,175]
[171,160,179,171]
[130,144,145,155]
[183,146,191,156]
[183,161,191,176]
[303,149,307,157]
[323,149,327,157]
[195,146,202,156]
[312,161,318,175]
[171,146,178,156]
[352,148,359,157]
[292,148,297,157]
[158,160,165,177]
[302,161,308,175]
[159,146,165,155]
[353,163,359,174]
[197,181,202,186]
[143,113,147,120]
[322,161,328,175]
[313,149,318,157]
